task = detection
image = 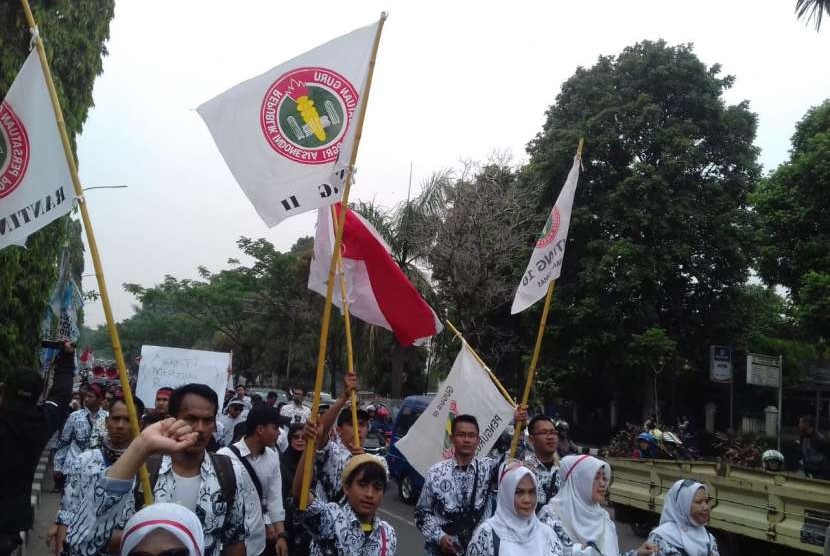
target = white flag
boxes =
[197,20,381,227]
[395,345,515,478]
[511,155,581,314]
[0,50,74,250]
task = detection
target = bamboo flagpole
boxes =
[19,0,154,504]
[299,12,387,510]
[508,138,584,458]
[330,204,360,449]
[444,320,516,406]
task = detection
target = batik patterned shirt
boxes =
[314,439,389,505]
[523,452,561,511]
[646,532,720,556]
[280,402,311,424]
[466,521,564,556]
[53,408,108,474]
[538,511,637,556]
[66,453,248,556]
[415,456,500,555]
[56,449,109,526]
[301,498,396,556]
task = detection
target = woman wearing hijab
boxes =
[647,480,719,556]
[120,503,204,556]
[280,422,311,556]
[539,455,657,556]
[468,461,564,555]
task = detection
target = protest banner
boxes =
[136,345,231,408]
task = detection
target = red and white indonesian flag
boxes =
[511,154,582,314]
[396,345,515,477]
[0,50,74,250]
[309,203,443,346]
[197,19,381,227]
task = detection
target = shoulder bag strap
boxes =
[228,445,264,503]
[209,452,238,510]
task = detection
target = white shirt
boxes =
[217,413,245,446]
[170,471,201,511]
[219,439,286,556]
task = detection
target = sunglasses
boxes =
[129,549,189,556]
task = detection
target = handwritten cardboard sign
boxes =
[136,345,230,408]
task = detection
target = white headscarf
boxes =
[121,503,205,556]
[547,455,619,556]
[652,480,711,556]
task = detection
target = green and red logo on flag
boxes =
[0,102,30,199]
[536,206,561,248]
[260,67,358,165]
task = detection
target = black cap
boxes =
[4,368,44,403]
[337,407,370,426]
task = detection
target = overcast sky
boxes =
[76,0,829,327]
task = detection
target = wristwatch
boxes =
[277,532,289,541]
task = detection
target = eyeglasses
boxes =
[129,549,190,556]
[531,429,558,436]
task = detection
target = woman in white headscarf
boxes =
[120,502,204,556]
[467,461,563,555]
[647,479,720,556]
[539,455,657,556]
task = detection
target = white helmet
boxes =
[762,449,784,463]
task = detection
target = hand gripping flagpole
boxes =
[19,0,154,504]
[299,12,387,511]
[508,138,584,459]
[330,204,360,450]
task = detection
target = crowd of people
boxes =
[0,347,726,556]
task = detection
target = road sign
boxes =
[746,353,781,388]
[710,345,733,383]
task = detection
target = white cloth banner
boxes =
[396,345,514,478]
[0,50,74,250]
[197,20,380,227]
[136,345,231,408]
[511,155,582,314]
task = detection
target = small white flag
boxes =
[511,154,582,314]
[0,50,74,250]
[197,19,381,227]
[395,345,515,478]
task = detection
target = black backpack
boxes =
[134,452,237,511]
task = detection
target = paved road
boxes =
[29,480,645,556]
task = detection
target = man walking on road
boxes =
[280,386,311,424]
[219,404,289,556]
[53,383,108,490]
[66,383,248,556]
[524,415,562,513]
[51,396,141,555]
[415,408,527,556]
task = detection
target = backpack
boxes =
[134,452,237,511]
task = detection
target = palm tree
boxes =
[350,171,453,397]
[796,0,829,30]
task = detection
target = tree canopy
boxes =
[518,41,760,410]
[0,0,114,372]
[754,100,830,345]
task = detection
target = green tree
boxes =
[754,100,830,344]
[523,41,760,411]
[0,1,114,372]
